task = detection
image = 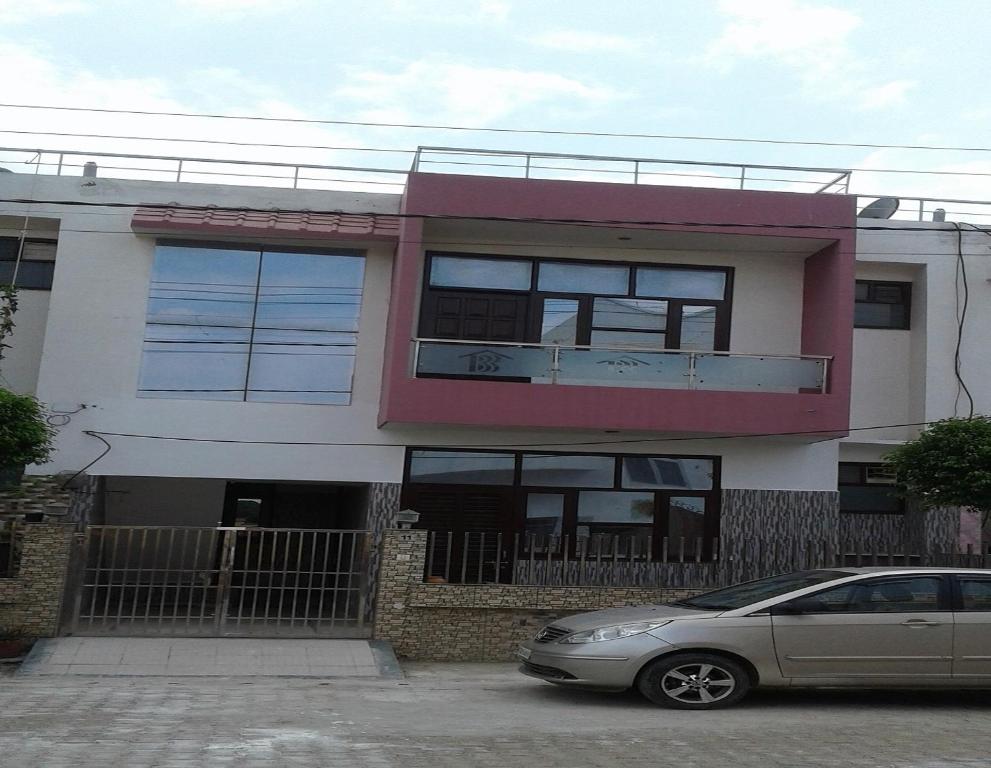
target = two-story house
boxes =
[0,148,985,636]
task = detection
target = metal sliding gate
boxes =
[71,526,373,637]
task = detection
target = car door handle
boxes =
[901,619,943,627]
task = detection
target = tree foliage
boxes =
[885,416,991,515]
[0,389,56,467]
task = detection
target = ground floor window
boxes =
[838,463,904,515]
[402,449,720,559]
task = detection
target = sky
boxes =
[1,0,989,219]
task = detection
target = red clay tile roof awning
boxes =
[131,206,401,241]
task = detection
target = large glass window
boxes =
[419,253,731,357]
[138,244,364,404]
[405,449,720,556]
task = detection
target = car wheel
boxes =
[637,653,751,709]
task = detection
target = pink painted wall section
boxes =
[403,172,855,235]
[802,241,855,430]
[378,173,856,437]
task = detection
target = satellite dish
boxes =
[858,197,900,219]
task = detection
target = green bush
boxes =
[0,389,56,468]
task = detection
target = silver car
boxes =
[518,568,991,709]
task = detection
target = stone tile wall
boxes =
[0,523,76,637]
[0,475,70,517]
[373,529,699,661]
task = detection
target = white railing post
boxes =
[739,166,746,190]
[551,345,561,384]
[293,166,300,189]
[688,352,697,390]
[176,159,183,182]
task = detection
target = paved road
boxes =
[3,662,991,767]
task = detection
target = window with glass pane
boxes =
[636,267,726,300]
[408,451,515,485]
[579,492,655,522]
[540,299,579,345]
[959,579,991,611]
[538,262,629,294]
[668,497,707,540]
[521,454,615,487]
[854,280,910,329]
[429,255,531,290]
[526,494,564,536]
[0,238,57,290]
[622,457,713,489]
[592,298,667,330]
[811,577,942,613]
[138,244,364,404]
[679,305,718,351]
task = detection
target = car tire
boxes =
[637,653,751,710]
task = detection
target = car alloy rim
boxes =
[660,663,736,704]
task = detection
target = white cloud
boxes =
[0,42,405,193]
[0,0,89,24]
[528,30,644,54]
[706,0,914,111]
[175,0,302,17]
[334,57,616,126]
[707,0,860,66]
[857,80,916,111]
[383,0,510,24]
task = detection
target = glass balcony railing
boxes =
[412,339,829,394]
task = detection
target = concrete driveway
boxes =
[3,661,991,767]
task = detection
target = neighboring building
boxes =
[0,150,987,635]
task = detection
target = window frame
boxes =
[402,447,721,559]
[419,252,733,351]
[838,462,906,516]
[792,574,952,614]
[0,237,57,291]
[951,575,991,612]
[854,280,911,330]
[138,239,366,405]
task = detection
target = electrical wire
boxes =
[952,223,975,418]
[84,420,934,451]
[2,102,990,154]
[6,134,991,180]
[3,195,990,234]
[60,432,112,489]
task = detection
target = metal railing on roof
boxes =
[3,144,991,224]
[411,145,854,193]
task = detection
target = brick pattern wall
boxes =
[0,475,70,516]
[0,523,76,637]
[373,529,700,662]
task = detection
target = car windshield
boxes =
[671,570,853,611]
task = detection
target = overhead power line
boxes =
[4,130,991,177]
[0,102,989,154]
[2,195,989,234]
[85,420,934,449]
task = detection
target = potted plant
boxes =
[0,389,57,490]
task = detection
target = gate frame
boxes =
[69,525,375,638]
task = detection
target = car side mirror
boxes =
[771,597,821,615]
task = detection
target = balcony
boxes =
[413,339,829,395]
